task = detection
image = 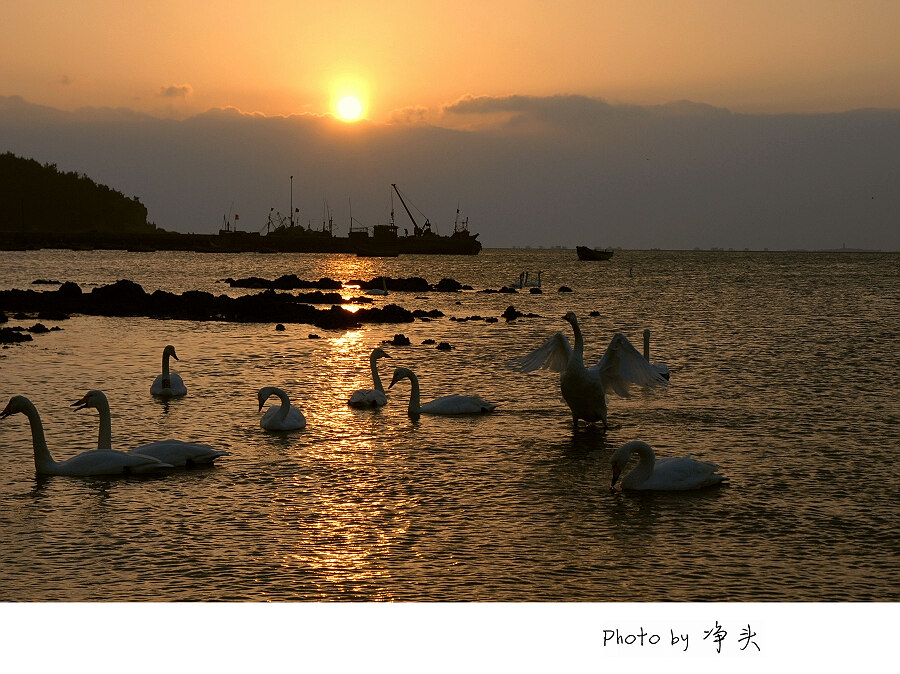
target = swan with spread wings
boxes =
[508,312,669,430]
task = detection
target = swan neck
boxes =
[97,396,112,449]
[643,329,651,361]
[21,401,55,472]
[370,356,384,393]
[275,389,291,421]
[570,318,585,359]
[625,443,655,487]
[407,372,421,415]
[162,351,171,377]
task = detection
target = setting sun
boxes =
[337,96,363,121]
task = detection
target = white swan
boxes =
[610,441,726,491]
[388,366,498,416]
[513,271,526,289]
[348,347,390,408]
[150,345,187,397]
[366,277,389,296]
[258,386,306,431]
[72,390,227,466]
[509,312,669,429]
[1,395,173,476]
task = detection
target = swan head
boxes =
[610,441,653,487]
[1,395,30,418]
[388,367,413,390]
[72,389,108,411]
[257,386,279,411]
[610,464,623,487]
[163,345,179,361]
[563,311,578,327]
[610,443,636,487]
[372,347,390,361]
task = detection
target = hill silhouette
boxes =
[0,152,156,235]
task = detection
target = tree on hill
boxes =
[0,152,156,234]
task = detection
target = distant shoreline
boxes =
[0,229,484,255]
[1,234,892,255]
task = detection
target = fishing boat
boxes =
[262,183,481,255]
[576,245,614,261]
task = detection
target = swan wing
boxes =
[130,440,227,466]
[149,375,164,394]
[151,373,187,397]
[58,449,172,476]
[591,333,669,397]
[420,395,498,415]
[349,389,388,408]
[284,406,307,428]
[643,457,725,490]
[260,405,306,431]
[168,374,187,395]
[507,332,572,373]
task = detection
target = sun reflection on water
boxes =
[270,429,415,600]
[320,255,385,284]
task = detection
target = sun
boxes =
[337,95,363,121]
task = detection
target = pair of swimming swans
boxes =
[2,395,174,476]
[347,347,497,415]
[509,312,669,429]
[513,270,542,289]
[150,345,187,398]
[72,390,227,467]
[610,441,726,491]
[258,387,306,431]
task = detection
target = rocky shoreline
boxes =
[220,273,560,294]
[1,276,546,339]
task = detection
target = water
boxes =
[0,248,897,601]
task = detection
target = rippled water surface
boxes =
[1,249,897,601]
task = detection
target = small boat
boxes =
[577,245,614,261]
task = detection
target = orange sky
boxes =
[2,0,898,122]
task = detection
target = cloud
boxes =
[158,84,193,99]
[442,94,731,130]
[444,93,610,115]
[1,95,898,251]
[443,93,629,126]
[388,105,430,125]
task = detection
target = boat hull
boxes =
[576,245,614,261]
[0,230,482,255]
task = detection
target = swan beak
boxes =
[72,396,89,411]
[172,351,179,361]
[257,400,265,412]
[0,402,12,418]
[611,467,621,487]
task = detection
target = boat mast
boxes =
[392,183,422,236]
[323,198,333,235]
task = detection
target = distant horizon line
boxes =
[4,93,900,126]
